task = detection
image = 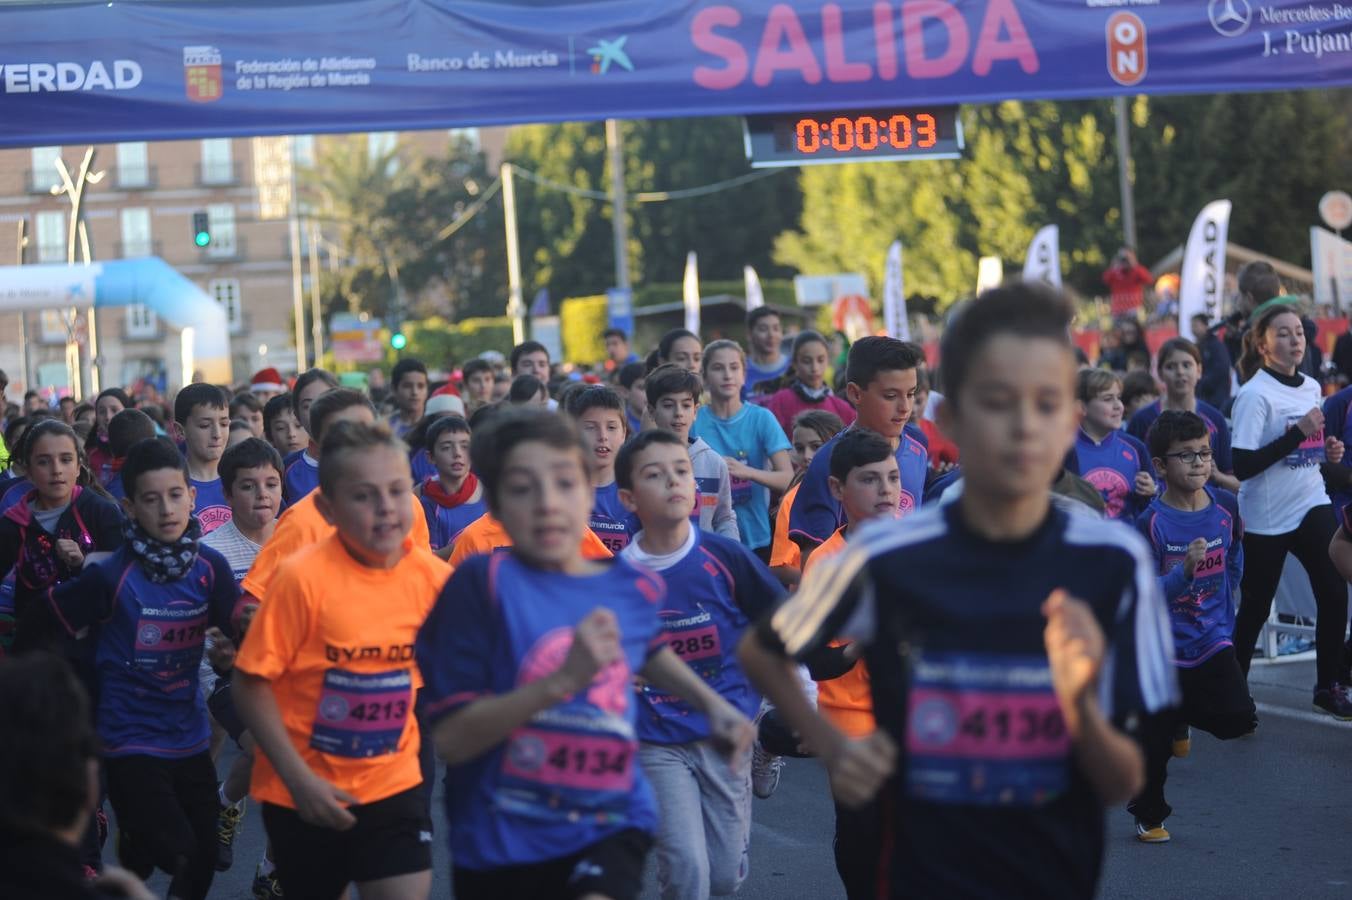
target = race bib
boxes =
[730,475,753,507]
[502,727,634,793]
[906,651,1070,807]
[310,668,411,758]
[134,607,207,674]
[1286,419,1325,468]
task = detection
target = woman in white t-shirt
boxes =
[1231,301,1351,717]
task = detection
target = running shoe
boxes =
[252,863,285,899]
[1171,724,1191,759]
[1313,687,1352,720]
[216,797,246,871]
[1135,820,1171,843]
[751,740,784,799]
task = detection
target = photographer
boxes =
[1102,246,1154,318]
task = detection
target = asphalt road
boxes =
[123,656,1352,899]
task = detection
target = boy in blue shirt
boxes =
[740,283,1178,899]
[417,414,486,558]
[788,336,929,561]
[1073,368,1155,520]
[647,364,740,540]
[566,385,638,553]
[616,429,784,900]
[103,408,157,502]
[25,436,240,900]
[281,368,339,507]
[174,383,233,534]
[388,357,429,438]
[415,409,754,900]
[1130,410,1256,843]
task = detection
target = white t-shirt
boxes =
[201,519,262,584]
[1231,369,1328,534]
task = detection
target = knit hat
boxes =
[250,367,284,394]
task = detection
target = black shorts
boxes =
[206,676,247,745]
[452,827,652,900]
[261,785,431,899]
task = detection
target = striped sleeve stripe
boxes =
[770,506,948,657]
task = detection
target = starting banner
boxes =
[2,0,1350,147]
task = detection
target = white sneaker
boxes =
[751,741,783,798]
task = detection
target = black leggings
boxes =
[1233,505,1350,690]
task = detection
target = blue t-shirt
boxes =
[1126,399,1233,474]
[1072,429,1151,521]
[104,471,127,502]
[45,544,238,757]
[789,426,929,544]
[418,484,487,552]
[190,477,232,534]
[415,552,665,870]
[1135,488,1243,667]
[692,403,792,550]
[590,482,639,554]
[1323,384,1352,522]
[282,451,319,509]
[624,529,783,744]
[0,477,32,515]
[744,355,791,399]
[410,448,436,483]
[626,407,643,435]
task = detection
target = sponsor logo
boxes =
[184,45,223,103]
[588,36,634,74]
[1106,12,1148,85]
[137,624,162,646]
[319,695,349,722]
[0,60,141,94]
[1209,0,1252,36]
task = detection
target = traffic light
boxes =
[192,211,211,248]
[390,331,407,350]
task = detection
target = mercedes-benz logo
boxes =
[1209,0,1252,36]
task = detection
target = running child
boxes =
[647,364,739,541]
[418,415,486,558]
[1130,410,1256,844]
[414,409,754,900]
[263,393,306,458]
[229,392,265,440]
[173,383,233,534]
[281,368,340,506]
[656,329,704,373]
[567,385,638,554]
[616,429,783,900]
[461,358,496,411]
[769,411,845,587]
[233,422,451,899]
[1073,368,1155,521]
[26,437,241,900]
[788,337,929,561]
[388,358,430,438]
[618,361,648,434]
[693,341,793,560]
[1126,338,1239,492]
[103,409,158,502]
[912,368,959,474]
[744,308,789,398]
[85,387,129,483]
[761,331,856,436]
[739,283,1178,899]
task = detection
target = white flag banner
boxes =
[744,265,764,311]
[1022,225,1062,289]
[882,240,909,340]
[976,256,1004,295]
[683,250,700,334]
[1178,200,1232,337]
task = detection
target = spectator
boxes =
[1102,246,1153,318]
[603,328,638,369]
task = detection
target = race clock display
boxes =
[744,106,963,168]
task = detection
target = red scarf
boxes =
[423,473,478,508]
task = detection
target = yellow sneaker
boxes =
[1171,725,1191,759]
[1135,820,1171,843]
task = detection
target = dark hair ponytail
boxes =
[1238,305,1300,384]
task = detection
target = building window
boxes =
[36,210,66,263]
[201,138,234,185]
[367,132,398,176]
[206,204,236,257]
[449,128,481,152]
[210,278,243,334]
[125,304,158,340]
[39,310,67,343]
[293,135,315,167]
[119,207,152,257]
[116,142,149,188]
[29,146,61,192]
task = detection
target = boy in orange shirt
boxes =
[232,421,452,899]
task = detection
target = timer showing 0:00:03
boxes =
[796,113,938,154]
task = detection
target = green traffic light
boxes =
[194,231,211,247]
[390,332,407,350]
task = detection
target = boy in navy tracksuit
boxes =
[1074,368,1155,520]
[1131,410,1257,843]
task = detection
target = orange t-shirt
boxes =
[235,534,452,807]
[806,527,876,739]
[447,512,613,568]
[241,490,430,600]
[768,482,802,570]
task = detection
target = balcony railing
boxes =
[115,240,162,259]
[24,169,58,194]
[113,165,158,191]
[196,161,242,187]
[199,235,246,262]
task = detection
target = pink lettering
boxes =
[901,0,969,79]
[873,1,899,80]
[822,4,872,82]
[752,3,823,87]
[972,0,1039,75]
[692,6,749,90]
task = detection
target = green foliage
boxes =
[560,295,610,365]
[401,316,514,369]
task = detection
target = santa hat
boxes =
[250,367,284,394]
[425,393,466,417]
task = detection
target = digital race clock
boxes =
[743,106,963,168]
